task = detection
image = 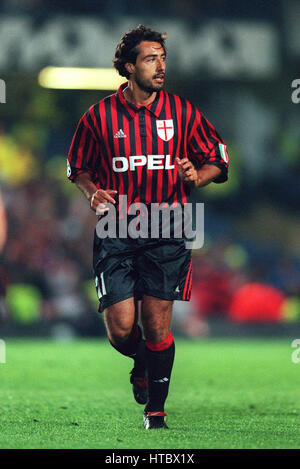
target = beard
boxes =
[135,69,164,93]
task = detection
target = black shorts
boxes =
[93,233,193,313]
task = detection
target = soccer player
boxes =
[67,25,229,429]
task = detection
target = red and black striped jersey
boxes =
[67,82,229,208]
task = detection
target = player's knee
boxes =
[104,316,132,345]
[104,302,135,344]
[142,313,170,343]
[144,326,170,344]
[107,325,132,345]
[142,305,171,342]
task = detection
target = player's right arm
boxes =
[75,172,117,214]
[67,112,117,214]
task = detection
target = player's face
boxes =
[132,41,166,93]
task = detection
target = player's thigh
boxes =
[103,297,136,340]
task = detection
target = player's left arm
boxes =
[176,158,221,188]
[177,106,229,188]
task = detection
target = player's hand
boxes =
[176,157,198,186]
[89,189,118,215]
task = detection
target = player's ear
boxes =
[125,62,135,76]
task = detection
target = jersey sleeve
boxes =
[188,109,229,183]
[67,114,99,183]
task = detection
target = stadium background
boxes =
[0,0,300,340]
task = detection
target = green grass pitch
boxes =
[0,338,299,449]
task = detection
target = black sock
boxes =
[145,332,175,413]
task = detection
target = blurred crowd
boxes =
[0,0,277,21]
[0,175,103,334]
[1,164,299,336]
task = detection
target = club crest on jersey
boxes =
[156,119,174,142]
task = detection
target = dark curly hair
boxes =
[113,25,167,79]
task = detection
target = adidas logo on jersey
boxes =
[114,129,127,139]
